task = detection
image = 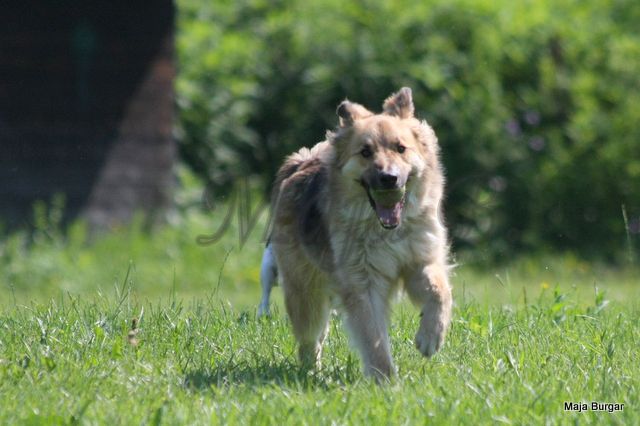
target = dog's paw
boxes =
[414,306,450,357]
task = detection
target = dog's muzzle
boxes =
[362,180,407,229]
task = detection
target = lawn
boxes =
[1,197,638,425]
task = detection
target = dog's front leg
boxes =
[339,283,395,381]
[404,262,452,357]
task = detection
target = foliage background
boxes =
[176,0,640,260]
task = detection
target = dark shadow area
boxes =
[183,359,361,391]
[0,1,174,230]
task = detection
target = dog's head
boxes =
[330,87,440,229]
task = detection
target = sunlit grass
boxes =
[1,190,638,424]
[1,277,637,424]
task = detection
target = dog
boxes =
[258,88,452,380]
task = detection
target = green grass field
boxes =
[1,197,638,425]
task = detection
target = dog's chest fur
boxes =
[327,207,439,285]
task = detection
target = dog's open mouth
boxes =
[365,186,406,229]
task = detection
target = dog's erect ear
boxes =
[383,87,414,119]
[336,101,373,127]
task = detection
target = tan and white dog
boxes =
[258,88,452,380]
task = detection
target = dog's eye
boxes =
[397,144,406,154]
[361,146,373,158]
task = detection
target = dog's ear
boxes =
[383,87,414,119]
[337,101,373,127]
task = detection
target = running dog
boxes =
[258,88,452,380]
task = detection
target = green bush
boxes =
[176,0,640,259]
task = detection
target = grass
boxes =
[1,182,638,424]
[1,276,637,424]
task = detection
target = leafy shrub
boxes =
[176,0,640,259]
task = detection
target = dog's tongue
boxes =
[370,188,405,229]
[374,201,403,229]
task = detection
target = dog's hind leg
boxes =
[257,243,278,317]
[279,263,331,369]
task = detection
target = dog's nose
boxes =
[379,172,398,189]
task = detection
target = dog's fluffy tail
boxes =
[257,241,278,317]
[270,142,329,212]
